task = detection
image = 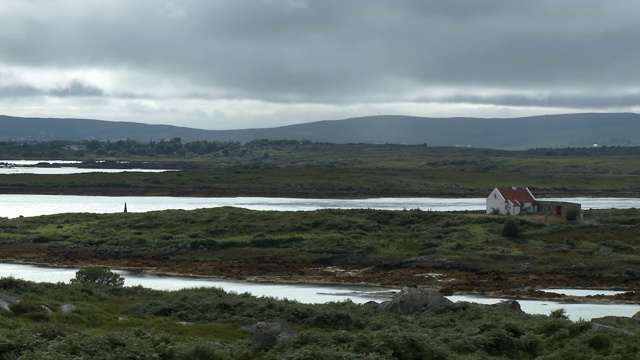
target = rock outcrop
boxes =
[379,287,453,315]
[241,321,297,349]
[590,316,638,336]
[0,293,20,313]
[492,299,525,315]
[590,322,633,336]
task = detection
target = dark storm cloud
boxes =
[1,0,639,109]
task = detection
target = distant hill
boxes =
[1,113,639,149]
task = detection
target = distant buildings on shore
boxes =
[486,187,581,218]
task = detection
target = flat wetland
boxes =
[1,141,639,358]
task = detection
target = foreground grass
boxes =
[1,277,639,359]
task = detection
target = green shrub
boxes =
[9,301,51,321]
[549,308,568,319]
[586,333,613,351]
[70,267,124,288]
[501,219,521,238]
[566,206,580,221]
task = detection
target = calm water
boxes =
[0,263,637,320]
[0,160,82,165]
[0,195,638,219]
[0,161,172,175]
[0,167,174,175]
[0,195,487,218]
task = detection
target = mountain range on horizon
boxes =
[1,113,639,149]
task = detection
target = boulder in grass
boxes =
[241,321,297,350]
[492,299,526,315]
[379,287,453,315]
[0,293,20,313]
[60,304,77,313]
[590,322,633,336]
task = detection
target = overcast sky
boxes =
[1,0,639,130]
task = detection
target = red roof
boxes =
[498,188,535,206]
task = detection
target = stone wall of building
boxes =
[534,201,582,218]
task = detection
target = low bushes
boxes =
[0,278,639,358]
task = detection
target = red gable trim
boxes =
[498,188,535,205]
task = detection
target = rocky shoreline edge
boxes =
[3,257,639,306]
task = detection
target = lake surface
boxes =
[0,167,174,175]
[1,195,638,219]
[0,160,172,175]
[0,160,83,165]
[0,263,637,321]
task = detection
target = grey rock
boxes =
[59,304,76,313]
[0,293,20,313]
[590,322,633,336]
[592,316,638,327]
[379,287,453,315]
[492,299,525,315]
[241,321,297,350]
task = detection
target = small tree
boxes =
[549,308,569,319]
[501,218,521,238]
[565,206,580,221]
[70,267,124,287]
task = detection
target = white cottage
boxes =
[486,187,536,215]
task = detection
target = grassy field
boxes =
[1,143,639,197]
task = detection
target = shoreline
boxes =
[3,257,639,305]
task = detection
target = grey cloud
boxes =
[49,80,104,97]
[1,0,639,106]
[0,80,104,98]
[428,93,640,110]
[0,84,43,98]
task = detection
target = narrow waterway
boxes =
[0,160,172,174]
[2,194,639,219]
[1,263,637,321]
